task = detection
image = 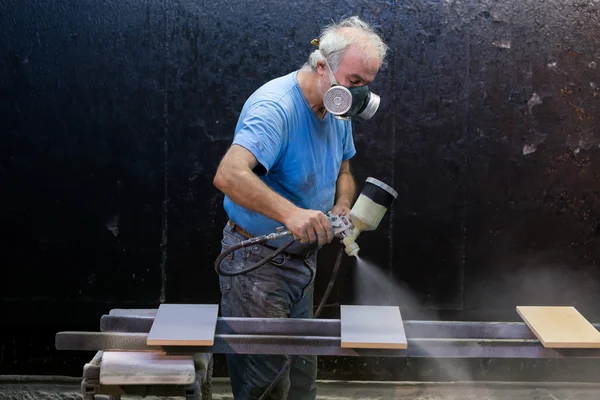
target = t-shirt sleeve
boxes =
[342,122,356,161]
[232,101,287,174]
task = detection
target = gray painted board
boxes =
[147,304,219,346]
[340,305,407,349]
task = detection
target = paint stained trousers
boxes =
[217,222,318,400]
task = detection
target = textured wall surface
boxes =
[2,0,600,380]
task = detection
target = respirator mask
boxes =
[321,58,381,121]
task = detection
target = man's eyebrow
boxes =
[349,73,366,82]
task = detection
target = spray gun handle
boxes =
[327,211,353,239]
[249,214,352,247]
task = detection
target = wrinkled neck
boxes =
[297,69,327,119]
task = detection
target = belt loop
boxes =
[227,220,238,233]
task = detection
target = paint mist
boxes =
[353,255,424,312]
[351,255,482,386]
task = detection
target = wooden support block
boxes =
[340,305,407,349]
[147,304,219,346]
[516,306,600,348]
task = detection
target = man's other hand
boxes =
[284,209,334,246]
[331,203,351,218]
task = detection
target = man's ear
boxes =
[316,60,327,75]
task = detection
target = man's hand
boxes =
[331,202,351,218]
[284,209,334,246]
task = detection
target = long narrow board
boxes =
[340,305,407,349]
[147,304,219,346]
[516,306,600,348]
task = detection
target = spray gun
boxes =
[253,177,398,257]
[214,177,397,275]
[238,213,355,244]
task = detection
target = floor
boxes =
[1,378,600,400]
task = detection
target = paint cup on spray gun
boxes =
[342,177,398,257]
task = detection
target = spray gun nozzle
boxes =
[346,243,360,257]
[342,229,361,257]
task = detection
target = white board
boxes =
[147,304,219,346]
[340,305,407,349]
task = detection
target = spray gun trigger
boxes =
[340,215,352,228]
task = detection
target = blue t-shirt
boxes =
[223,70,356,251]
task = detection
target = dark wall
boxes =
[2,0,600,380]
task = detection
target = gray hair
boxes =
[305,16,388,72]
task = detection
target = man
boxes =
[213,16,387,399]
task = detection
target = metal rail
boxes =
[56,333,600,359]
[55,313,600,359]
[99,315,600,340]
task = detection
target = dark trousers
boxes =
[218,222,318,400]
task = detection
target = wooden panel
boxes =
[516,306,600,348]
[340,305,407,349]
[100,351,196,385]
[147,304,219,346]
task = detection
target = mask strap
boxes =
[322,54,338,86]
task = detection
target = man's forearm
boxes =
[215,166,298,226]
[335,170,356,208]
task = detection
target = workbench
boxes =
[55,307,600,399]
